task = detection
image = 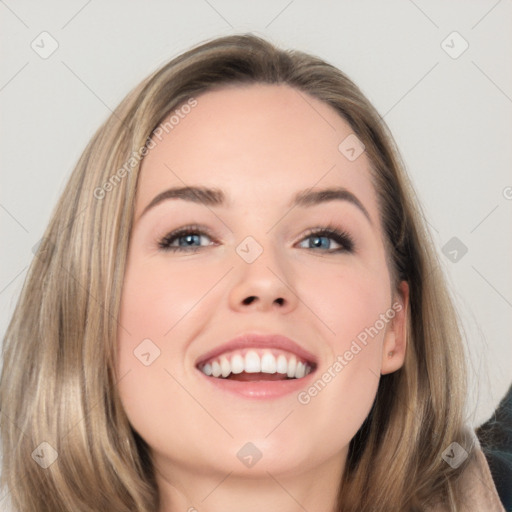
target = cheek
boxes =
[117,255,221,345]
[299,260,391,358]
[115,255,221,454]
[294,262,391,431]
[116,254,227,396]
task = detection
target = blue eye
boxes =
[158,224,214,252]
[297,227,354,253]
[158,224,355,253]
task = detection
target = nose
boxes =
[228,245,299,314]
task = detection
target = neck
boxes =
[155,449,346,512]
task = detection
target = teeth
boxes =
[286,356,297,378]
[211,360,222,378]
[261,352,277,373]
[220,356,231,378]
[245,351,261,373]
[199,350,313,380]
[231,354,244,374]
[296,361,305,379]
[276,354,287,373]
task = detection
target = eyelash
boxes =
[158,223,355,254]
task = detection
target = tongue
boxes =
[227,372,291,382]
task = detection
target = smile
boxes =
[194,332,318,399]
[198,348,315,380]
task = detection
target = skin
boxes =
[116,83,409,512]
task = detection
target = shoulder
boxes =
[460,444,506,511]
[427,434,506,512]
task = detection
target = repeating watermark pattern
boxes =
[93,145,147,200]
[133,338,161,366]
[0,4,508,509]
[338,133,365,162]
[30,31,59,59]
[31,442,58,469]
[31,237,55,265]
[235,236,264,263]
[297,302,403,405]
[441,442,468,469]
[442,236,468,263]
[152,97,198,141]
[441,31,469,59]
[93,97,197,200]
[237,442,263,468]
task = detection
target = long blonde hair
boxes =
[1,33,471,511]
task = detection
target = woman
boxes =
[0,33,505,511]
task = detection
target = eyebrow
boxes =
[138,185,372,225]
[291,187,372,224]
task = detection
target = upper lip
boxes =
[195,333,318,368]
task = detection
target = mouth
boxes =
[197,348,316,381]
[194,333,318,399]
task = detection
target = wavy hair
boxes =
[0,33,471,511]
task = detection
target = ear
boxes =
[381,280,409,375]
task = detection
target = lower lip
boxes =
[196,369,317,400]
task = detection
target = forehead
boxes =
[136,83,378,222]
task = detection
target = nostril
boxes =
[242,296,257,305]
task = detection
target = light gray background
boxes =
[1,0,511,430]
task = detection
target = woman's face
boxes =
[116,84,408,484]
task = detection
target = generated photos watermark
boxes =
[297,301,403,405]
[93,97,198,200]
